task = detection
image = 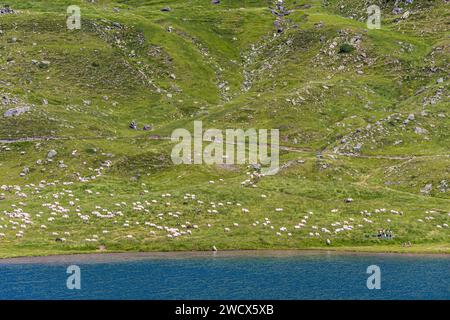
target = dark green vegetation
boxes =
[0,0,448,258]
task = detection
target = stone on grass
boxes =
[38,60,51,69]
[4,106,30,117]
[47,150,57,159]
[421,184,432,195]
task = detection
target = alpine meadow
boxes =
[0,0,449,259]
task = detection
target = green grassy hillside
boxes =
[0,0,448,258]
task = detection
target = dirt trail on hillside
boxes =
[1,135,448,161]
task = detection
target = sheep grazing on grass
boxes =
[2,169,448,253]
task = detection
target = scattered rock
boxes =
[38,60,51,69]
[0,6,14,15]
[392,7,403,15]
[314,22,324,28]
[414,126,428,135]
[21,167,30,176]
[129,121,137,130]
[420,183,432,195]
[401,11,411,20]
[438,180,448,193]
[3,106,30,117]
[270,0,292,33]
[2,94,18,105]
[47,150,57,159]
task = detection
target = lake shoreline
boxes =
[1,247,450,264]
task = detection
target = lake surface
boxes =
[0,251,449,300]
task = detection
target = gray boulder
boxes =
[0,6,14,15]
[438,180,448,193]
[420,183,432,195]
[414,127,428,135]
[38,60,51,69]
[47,150,57,159]
[4,106,30,117]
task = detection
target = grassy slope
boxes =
[0,0,448,258]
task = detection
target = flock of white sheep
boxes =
[0,155,449,248]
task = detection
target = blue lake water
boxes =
[0,252,449,300]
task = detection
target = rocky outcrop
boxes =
[0,6,14,15]
[269,0,292,34]
[4,106,31,117]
